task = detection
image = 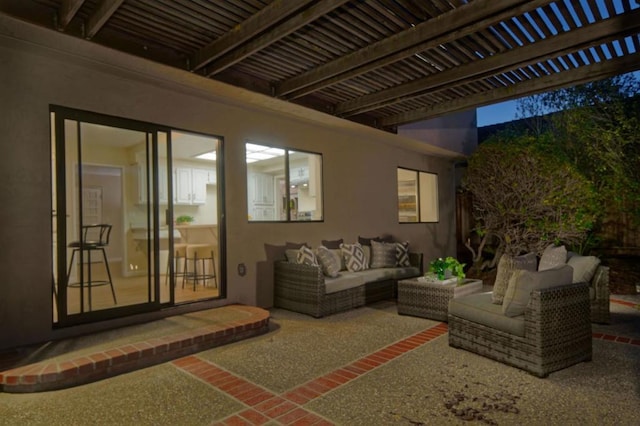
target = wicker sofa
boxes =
[448,265,592,378]
[274,252,422,318]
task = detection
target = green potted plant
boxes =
[175,215,194,225]
[427,256,466,282]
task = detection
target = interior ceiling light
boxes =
[245,143,285,163]
[195,150,216,161]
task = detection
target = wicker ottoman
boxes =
[397,278,483,321]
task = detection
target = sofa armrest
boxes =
[274,260,325,298]
[525,282,591,344]
[409,252,423,275]
[591,265,610,302]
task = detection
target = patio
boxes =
[0,292,638,425]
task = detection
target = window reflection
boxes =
[397,168,438,223]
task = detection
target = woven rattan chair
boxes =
[448,282,592,378]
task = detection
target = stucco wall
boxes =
[0,15,463,350]
[397,111,478,157]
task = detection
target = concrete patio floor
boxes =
[0,294,638,425]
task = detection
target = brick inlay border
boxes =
[174,322,449,425]
[0,305,270,393]
[591,299,640,345]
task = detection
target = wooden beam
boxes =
[206,0,349,76]
[275,0,549,99]
[336,8,640,116]
[192,0,314,72]
[58,0,85,29]
[379,52,640,127]
[85,0,124,39]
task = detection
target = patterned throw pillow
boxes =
[370,240,397,268]
[396,242,411,267]
[491,252,537,304]
[296,245,318,266]
[538,244,567,271]
[315,246,341,277]
[340,243,367,272]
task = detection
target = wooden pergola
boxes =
[2,0,639,131]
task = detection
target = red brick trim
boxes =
[0,305,269,393]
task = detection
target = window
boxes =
[397,167,439,223]
[246,143,323,222]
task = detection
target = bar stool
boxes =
[66,224,117,311]
[165,243,188,287]
[185,244,218,291]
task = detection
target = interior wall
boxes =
[0,15,462,350]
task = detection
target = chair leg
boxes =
[210,250,218,289]
[100,247,117,305]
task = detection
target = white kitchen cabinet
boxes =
[251,173,275,205]
[136,161,169,204]
[175,167,209,205]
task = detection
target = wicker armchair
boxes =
[448,282,592,378]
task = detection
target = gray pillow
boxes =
[538,244,567,271]
[315,246,341,277]
[492,252,537,304]
[567,255,600,283]
[321,238,343,249]
[370,240,397,268]
[502,264,573,317]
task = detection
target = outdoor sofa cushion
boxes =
[448,292,526,337]
[501,264,573,317]
[491,252,538,304]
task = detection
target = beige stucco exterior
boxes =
[0,15,468,351]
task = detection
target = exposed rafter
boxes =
[58,0,84,29]
[336,8,640,117]
[85,0,123,40]
[192,0,314,72]
[380,52,640,128]
[274,0,541,99]
[205,0,349,76]
[1,0,637,133]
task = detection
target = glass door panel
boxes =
[167,130,221,303]
[51,107,224,326]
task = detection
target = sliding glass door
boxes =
[51,107,223,326]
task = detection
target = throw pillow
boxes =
[296,245,318,266]
[567,255,601,284]
[340,243,367,272]
[502,264,574,317]
[396,242,411,267]
[358,236,381,246]
[491,252,537,304]
[315,246,341,277]
[538,244,567,271]
[370,240,397,268]
[330,248,346,271]
[321,238,343,249]
[362,245,372,269]
[285,249,299,263]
